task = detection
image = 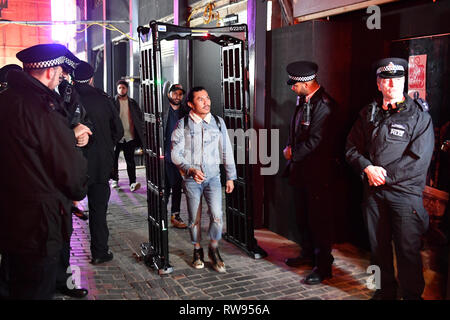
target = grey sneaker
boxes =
[192,248,205,269]
[130,182,141,192]
[110,180,119,188]
[208,246,226,273]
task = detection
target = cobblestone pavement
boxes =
[52,167,381,301]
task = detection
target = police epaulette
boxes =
[413,91,429,112]
[414,98,429,112]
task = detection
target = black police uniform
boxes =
[283,61,338,282]
[346,92,434,299]
[0,44,88,299]
[73,62,123,262]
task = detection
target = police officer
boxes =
[52,52,92,299]
[0,44,88,299]
[0,64,22,92]
[72,61,123,265]
[282,61,338,285]
[345,58,435,300]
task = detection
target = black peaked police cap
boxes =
[286,61,318,85]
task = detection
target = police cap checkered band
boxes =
[23,56,66,69]
[64,56,78,70]
[376,63,404,75]
[75,78,91,84]
[373,57,408,79]
[288,73,316,82]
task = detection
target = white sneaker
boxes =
[130,182,141,192]
[111,180,119,188]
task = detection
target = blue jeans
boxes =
[183,175,223,244]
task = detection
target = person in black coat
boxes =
[111,80,144,192]
[282,61,338,285]
[73,61,124,265]
[345,58,434,300]
[162,82,189,229]
[0,44,88,300]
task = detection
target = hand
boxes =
[188,168,205,184]
[73,124,92,147]
[225,180,234,193]
[76,132,90,147]
[73,123,92,139]
[364,165,387,187]
[283,146,292,160]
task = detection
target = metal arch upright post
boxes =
[137,23,173,276]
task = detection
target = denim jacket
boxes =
[171,112,237,181]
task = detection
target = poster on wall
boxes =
[408,54,427,99]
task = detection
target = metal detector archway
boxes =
[137,21,266,275]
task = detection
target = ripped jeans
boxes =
[182,174,223,244]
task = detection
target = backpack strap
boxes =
[212,114,222,132]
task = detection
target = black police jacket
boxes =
[283,87,338,187]
[114,95,144,147]
[0,70,88,257]
[76,83,124,184]
[345,94,434,197]
[58,79,94,131]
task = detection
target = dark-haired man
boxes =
[111,80,144,192]
[163,83,189,229]
[282,61,338,285]
[171,87,236,273]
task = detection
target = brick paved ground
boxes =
[51,167,383,301]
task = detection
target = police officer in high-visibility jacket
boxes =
[345,58,435,300]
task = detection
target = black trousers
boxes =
[164,162,182,214]
[363,188,429,300]
[56,241,71,290]
[1,242,72,299]
[0,254,10,299]
[88,182,111,259]
[112,140,137,184]
[7,253,58,300]
[293,184,334,275]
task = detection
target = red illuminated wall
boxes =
[0,0,53,66]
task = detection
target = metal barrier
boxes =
[137,21,266,275]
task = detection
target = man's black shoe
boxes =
[71,205,88,221]
[90,251,113,265]
[285,255,313,267]
[57,286,88,298]
[303,268,332,285]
